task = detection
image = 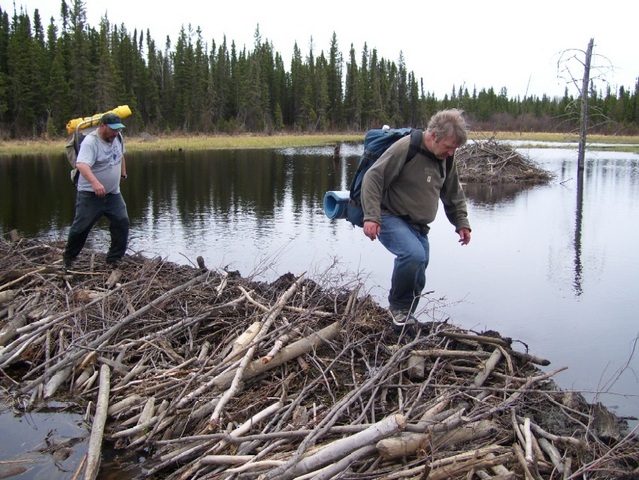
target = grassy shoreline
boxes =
[1,131,638,156]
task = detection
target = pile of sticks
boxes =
[1,236,637,480]
[456,139,554,184]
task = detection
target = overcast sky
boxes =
[7,0,638,99]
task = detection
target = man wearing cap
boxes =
[63,113,129,269]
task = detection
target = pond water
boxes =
[1,141,638,474]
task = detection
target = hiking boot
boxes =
[389,308,419,327]
[62,256,75,271]
[106,258,122,269]
[389,308,420,338]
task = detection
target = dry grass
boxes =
[1,131,638,157]
[0,133,363,156]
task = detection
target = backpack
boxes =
[65,129,122,185]
[346,127,425,227]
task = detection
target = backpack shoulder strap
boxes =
[73,130,82,154]
[406,129,425,163]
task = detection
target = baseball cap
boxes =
[101,113,126,130]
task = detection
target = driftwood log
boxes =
[0,235,637,479]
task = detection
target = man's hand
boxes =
[92,181,106,197]
[458,228,471,245]
[77,163,106,197]
[363,220,380,241]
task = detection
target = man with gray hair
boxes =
[361,109,472,335]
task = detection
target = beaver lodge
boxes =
[455,138,555,185]
[0,146,637,479]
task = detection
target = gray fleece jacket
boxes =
[360,133,471,235]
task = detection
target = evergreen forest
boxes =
[1,1,638,140]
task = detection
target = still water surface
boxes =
[1,142,638,431]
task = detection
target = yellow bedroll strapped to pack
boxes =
[65,105,132,134]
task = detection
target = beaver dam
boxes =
[1,233,638,480]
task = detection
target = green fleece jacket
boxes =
[360,134,471,234]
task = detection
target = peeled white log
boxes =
[0,311,26,346]
[105,269,122,289]
[513,443,537,480]
[523,417,534,463]
[406,354,425,380]
[132,397,156,443]
[214,270,228,295]
[418,396,451,422]
[223,321,261,363]
[376,431,427,459]
[537,437,565,473]
[73,289,107,302]
[434,419,500,450]
[261,334,290,364]
[238,286,270,313]
[108,394,143,417]
[73,366,94,390]
[44,366,72,398]
[283,414,406,479]
[473,347,503,388]
[80,370,99,393]
[84,364,110,480]
[482,452,519,477]
[111,416,159,439]
[0,289,17,305]
[211,400,283,452]
[474,470,493,479]
[137,397,156,425]
[378,418,498,459]
[79,351,98,371]
[197,340,211,364]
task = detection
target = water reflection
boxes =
[462,182,535,205]
[573,173,584,296]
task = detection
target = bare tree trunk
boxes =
[578,38,594,172]
[84,364,111,480]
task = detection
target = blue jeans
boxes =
[378,215,430,312]
[64,191,129,264]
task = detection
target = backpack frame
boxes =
[65,119,122,185]
[346,128,425,227]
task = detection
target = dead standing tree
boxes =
[577,38,594,173]
[556,37,614,174]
